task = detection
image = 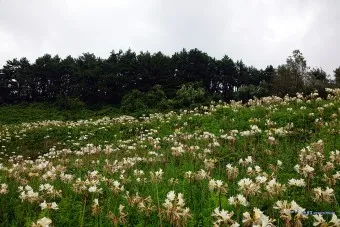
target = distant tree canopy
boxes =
[0,49,338,109]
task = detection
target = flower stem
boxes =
[155,182,163,227]
[80,196,87,227]
[218,191,221,210]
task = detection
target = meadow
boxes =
[0,88,339,226]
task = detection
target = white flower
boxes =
[51,202,58,210]
[155,169,163,177]
[40,201,48,210]
[313,214,326,226]
[177,193,185,206]
[254,165,261,173]
[255,175,267,184]
[242,207,275,227]
[88,185,102,193]
[216,180,223,188]
[290,200,305,214]
[209,179,216,191]
[288,178,306,187]
[39,201,59,210]
[228,194,248,207]
[212,208,239,226]
[213,208,233,221]
[273,200,289,210]
[25,185,33,191]
[277,160,282,167]
[113,180,120,187]
[268,136,276,142]
[163,199,173,209]
[294,164,300,173]
[329,214,340,226]
[0,183,8,194]
[245,156,253,164]
[167,191,176,201]
[209,179,227,193]
[35,217,52,227]
[301,164,314,176]
[238,178,259,196]
[312,187,334,203]
[88,186,97,193]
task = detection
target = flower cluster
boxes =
[212,208,239,227]
[162,191,192,227]
[273,200,308,227]
[18,185,39,203]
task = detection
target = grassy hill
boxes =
[0,89,339,226]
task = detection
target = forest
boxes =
[1,48,339,113]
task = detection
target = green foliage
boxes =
[121,84,208,113]
[334,66,340,86]
[144,85,167,108]
[56,95,86,110]
[235,84,269,101]
[175,83,206,107]
[0,94,339,226]
[0,102,63,124]
[308,67,328,84]
[121,90,147,113]
[1,48,338,112]
[0,103,123,125]
[272,50,308,96]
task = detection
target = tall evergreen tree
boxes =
[334,66,340,86]
[217,55,238,100]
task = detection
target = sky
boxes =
[0,0,339,75]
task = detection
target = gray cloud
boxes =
[0,0,339,75]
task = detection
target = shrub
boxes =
[175,84,206,107]
[235,84,269,102]
[121,90,147,113]
[145,85,167,108]
[56,95,86,110]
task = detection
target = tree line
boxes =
[0,48,339,112]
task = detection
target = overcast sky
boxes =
[0,0,339,75]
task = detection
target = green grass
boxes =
[0,93,339,226]
[0,102,124,125]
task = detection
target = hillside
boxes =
[0,89,339,226]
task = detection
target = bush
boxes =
[56,95,86,110]
[145,85,167,108]
[121,90,147,113]
[235,84,269,102]
[158,99,175,111]
[175,84,206,107]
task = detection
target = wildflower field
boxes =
[0,89,339,227]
